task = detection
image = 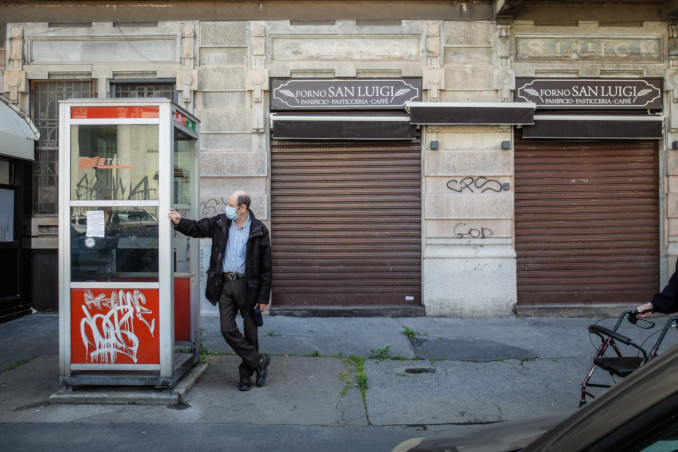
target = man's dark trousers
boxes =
[218,276,260,377]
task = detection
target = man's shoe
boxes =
[239,376,252,391]
[255,354,271,387]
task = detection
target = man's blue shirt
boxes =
[223,213,251,274]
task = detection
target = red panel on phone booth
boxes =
[174,277,191,342]
[70,106,160,119]
[70,288,160,365]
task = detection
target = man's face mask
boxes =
[225,205,240,220]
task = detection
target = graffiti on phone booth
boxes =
[80,289,156,363]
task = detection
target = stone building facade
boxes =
[2,0,677,317]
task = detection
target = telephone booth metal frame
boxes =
[58,98,200,388]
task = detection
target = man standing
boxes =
[168,190,272,391]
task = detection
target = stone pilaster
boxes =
[4,27,26,104]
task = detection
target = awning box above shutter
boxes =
[523,115,663,140]
[0,97,40,161]
[270,114,416,140]
[406,102,535,125]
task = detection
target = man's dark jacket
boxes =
[652,259,678,313]
[174,210,272,307]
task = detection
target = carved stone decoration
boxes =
[423,68,444,102]
[5,27,26,104]
[426,23,441,68]
[4,70,25,104]
[182,25,195,69]
[177,68,198,105]
[497,70,512,102]
[9,27,24,70]
[246,68,268,104]
[496,24,511,69]
[246,68,268,132]
[251,22,266,68]
[248,22,268,132]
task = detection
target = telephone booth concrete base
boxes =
[58,99,201,388]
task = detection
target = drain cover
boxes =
[404,367,436,374]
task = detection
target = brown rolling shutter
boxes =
[515,138,659,305]
[271,140,421,306]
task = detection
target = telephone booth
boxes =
[58,99,200,388]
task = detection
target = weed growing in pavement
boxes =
[3,358,31,373]
[305,350,322,357]
[402,327,417,339]
[356,372,368,392]
[369,345,392,361]
[266,330,281,337]
[339,355,369,401]
[339,369,353,397]
[349,355,368,394]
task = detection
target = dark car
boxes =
[393,341,678,452]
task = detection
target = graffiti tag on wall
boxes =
[453,223,493,239]
[447,177,505,193]
[78,289,157,364]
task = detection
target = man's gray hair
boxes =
[236,191,251,209]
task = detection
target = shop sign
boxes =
[516,78,662,110]
[271,78,421,110]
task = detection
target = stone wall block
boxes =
[201,177,267,196]
[668,219,678,237]
[669,175,678,195]
[194,109,251,133]
[669,151,678,176]
[271,36,420,62]
[200,151,267,177]
[444,47,493,65]
[201,133,267,152]
[195,91,248,110]
[198,67,246,91]
[437,131,511,150]
[423,244,516,317]
[445,65,494,90]
[200,22,248,47]
[426,150,512,176]
[442,90,500,102]
[444,21,492,46]
[426,193,514,219]
[200,48,248,66]
[668,192,678,219]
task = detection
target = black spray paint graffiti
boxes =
[75,174,156,200]
[453,223,493,239]
[447,177,503,193]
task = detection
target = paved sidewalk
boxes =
[2,312,676,450]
